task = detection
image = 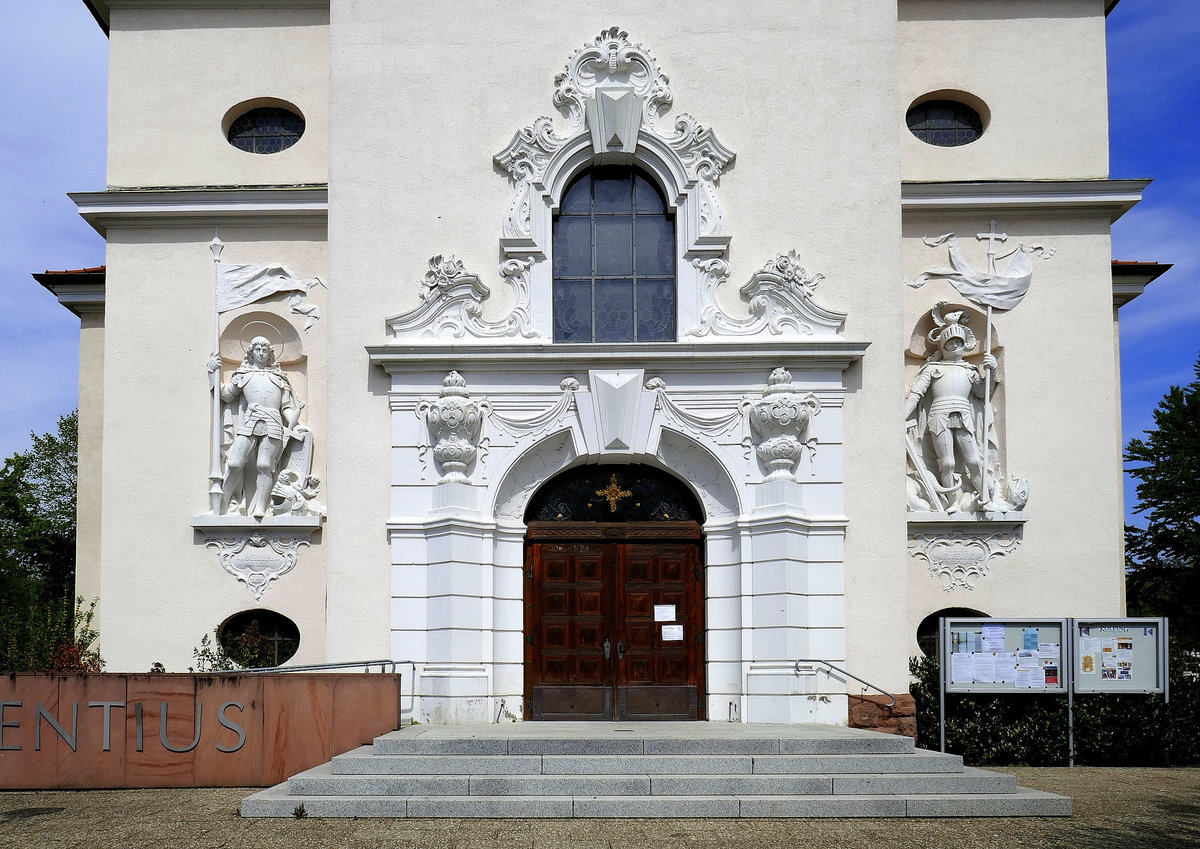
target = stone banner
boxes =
[0,673,402,788]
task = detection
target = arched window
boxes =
[552,165,676,343]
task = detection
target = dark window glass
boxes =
[227,106,305,154]
[559,176,591,214]
[916,607,987,657]
[594,217,633,275]
[636,278,675,341]
[552,165,676,342]
[906,100,983,147]
[553,217,591,277]
[552,279,593,342]
[218,609,300,668]
[594,279,635,342]
[635,216,674,276]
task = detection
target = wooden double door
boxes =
[524,523,705,721]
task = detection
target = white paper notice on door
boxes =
[661,625,684,641]
[654,604,677,622]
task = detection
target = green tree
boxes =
[1124,354,1200,650]
[0,411,100,672]
[0,411,78,602]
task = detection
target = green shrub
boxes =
[910,648,1200,766]
[0,595,103,673]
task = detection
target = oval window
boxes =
[218,609,300,668]
[917,607,987,657]
[906,99,984,147]
[225,105,305,154]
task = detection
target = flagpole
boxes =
[982,304,993,511]
[208,233,225,514]
[978,220,1002,512]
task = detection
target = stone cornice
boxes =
[33,272,107,317]
[901,179,1151,222]
[1112,262,1172,308]
[70,186,328,236]
[367,340,870,375]
[87,0,329,33]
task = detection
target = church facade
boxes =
[55,0,1151,725]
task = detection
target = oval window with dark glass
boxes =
[218,609,300,668]
[916,607,987,657]
[906,99,984,147]
[226,106,305,154]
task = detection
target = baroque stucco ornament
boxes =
[387,255,539,341]
[419,371,487,484]
[203,531,311,600]
[748,368,822,480]
[687,252,847,339]
[908,527,1022,591]
[494,27,735,256]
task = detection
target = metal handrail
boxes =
[207,659,419,726]
[209,659,399,675]
[794,658,897,707]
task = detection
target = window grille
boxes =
[906,100,984,147]
[227,106,305,154]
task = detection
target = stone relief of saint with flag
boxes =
[903,221,1052,515]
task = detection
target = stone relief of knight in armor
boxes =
[904,303,1028,515]
[206,336,323,519]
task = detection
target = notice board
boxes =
[1072,618,1167,694]
[942,618,1068,694]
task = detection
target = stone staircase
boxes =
[241,722,1070,818]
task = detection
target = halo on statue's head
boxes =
[218,310,304,364]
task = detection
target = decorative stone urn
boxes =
[749,367,821,480]
[427,371,482,483]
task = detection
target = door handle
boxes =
[617,641,626,660]
[603,638,611,660]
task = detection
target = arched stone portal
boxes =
[523,465,705,720]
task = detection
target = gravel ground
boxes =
[1,767,1197,849]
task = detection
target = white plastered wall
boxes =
[902,212,1125,652]
[106,3,329,188]
[96,226,328,671]
[75,314,106,632]
[899,0,1109,181]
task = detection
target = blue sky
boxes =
[1,1,1196,526]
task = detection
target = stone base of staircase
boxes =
[241,723,1070,818]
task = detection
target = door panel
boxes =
[525,525,704,721]
[616,542,699,719]
[529,545,610,720]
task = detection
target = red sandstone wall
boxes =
[847,694,917,738]
[0,674,402,788]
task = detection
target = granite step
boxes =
[286,763,1014,799]
[370,728,915,756]
[330,749,961,776]
[243,787,1071,818]
[240,723,1070,819]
